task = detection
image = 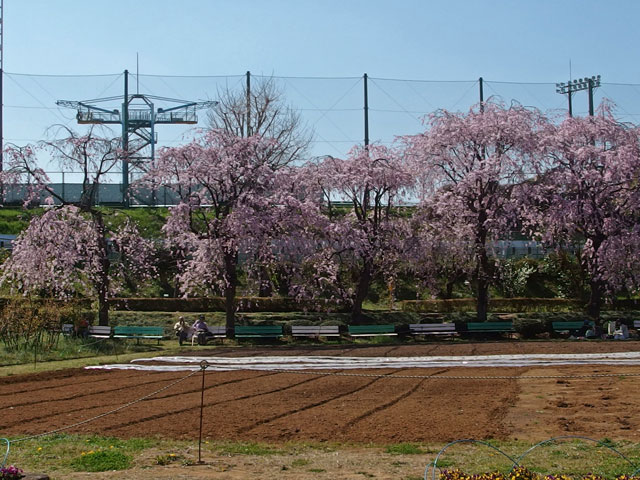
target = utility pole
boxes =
[246,71,251,136]
[363,73,369,147]
[588,78,595,116]
[556,75,601,117]
[479,77,484,112]
[0,0,4,172]
[122,70,129,206]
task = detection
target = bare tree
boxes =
[208,75,313,168]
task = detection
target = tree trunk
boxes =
[583,236,604,321]
[224,251,238,338]
[92,211,111,327]
[351,260,373,324]
[258,266,273,297]
[97,289,109,327]
[474,212,489,323]
[476,275,489,323]
[586,278,604,321]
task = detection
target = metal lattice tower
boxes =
[57,69,216,205]
[0,0,4,168]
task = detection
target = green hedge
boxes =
[402,297,640,313]
[108,297,348,313]
[401,298,586,313]
[0,297,92,310]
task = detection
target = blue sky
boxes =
[4,0,640,162]
[8,0,639,81]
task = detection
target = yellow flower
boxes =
[37,447,42,451]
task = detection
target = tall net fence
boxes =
[4,70,640,202]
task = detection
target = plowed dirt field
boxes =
[2,341,640,479]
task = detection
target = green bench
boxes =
[348,324,397,337]
[465,322,515,334]
[552,321,593,335]
[113,326,164,344]
[235,325,283,339]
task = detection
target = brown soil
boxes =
[2,341,640,479]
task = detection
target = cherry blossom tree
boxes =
[520,105,640,319]
[303,144,413,321]
[406,200,476,299]
[405,102,545,321]
[1,208,155,324]
[1,125,154,325]
[140,129,304,335]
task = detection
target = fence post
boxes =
[197,360,209,464]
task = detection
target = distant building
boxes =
[0,234,16,250]
[493,240,546,258]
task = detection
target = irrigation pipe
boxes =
[9,369,200,444]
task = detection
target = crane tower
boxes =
[57,69,216,205]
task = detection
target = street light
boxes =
[556,74,601,117]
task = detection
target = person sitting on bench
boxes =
[612,319,629,340]
[192,315,209,345]
[173,316,189,346]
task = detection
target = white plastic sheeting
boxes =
[85,351,640,372]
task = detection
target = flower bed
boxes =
[0,465,24,480]
[440,467,640,480]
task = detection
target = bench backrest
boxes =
[88,325,112,336]
[207,326,227,335]
[235,325,283,336]
[466,322,514,332]
[61,323,74,335]
[291,325,340,335]
[634,320,640,329]
[409,323,456,333]
[114,326,164,336]
[348,324,396,335]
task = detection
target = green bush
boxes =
[0,298,88,351]
[513,317,549,338]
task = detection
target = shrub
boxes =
[513,318,549,339]
[0,299,86,351]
